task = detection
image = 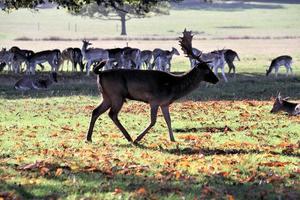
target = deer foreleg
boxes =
[134,105,159,143]
[86,99,111,142]
[161,105,175,142]
[108,100,133,142]
[86,61,92,76]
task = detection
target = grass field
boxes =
[1,0,300,199]
[0,1,300,40]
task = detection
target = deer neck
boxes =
[172,67,204,100]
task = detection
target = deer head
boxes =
[179,29,218,84]
[82,40,92,47]
[271,92,283,113]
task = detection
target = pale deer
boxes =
[81,40,109,75]
[26,49,61,74]
[0,48,14,72]
[152,47,180,72]
[61,48,84,72]
[271,93,300,116]
[140,50,153,70]
[190,48,227,82]
[86,29,219,143]
[14,72,58,90]
[266,55,293,77]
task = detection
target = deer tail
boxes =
[93,61,107,74]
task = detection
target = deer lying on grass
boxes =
[81,40,109,75]
[266,55,293,77]
[271,93,300,116]
[14,72,58,90]
[86,29,219,143]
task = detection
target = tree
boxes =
[75,2,170,35]
[1,0,181,13]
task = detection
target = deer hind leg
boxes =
[134,104,159,143]
[161,105,175,142]
[108,99,133,142]
[287,64,293,76]
[227,62,236,77]
[86,98,111,142]
[221,66,228,82]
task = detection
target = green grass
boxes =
[0,96,299,199]
[0,60,300,199]
[0,1,300,40]
[1,1,300,199]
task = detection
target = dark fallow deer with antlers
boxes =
[271,93,300,116]
[86,29,219,144]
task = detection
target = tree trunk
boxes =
[120,12,127,36]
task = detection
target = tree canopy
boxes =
[1,0,182,14]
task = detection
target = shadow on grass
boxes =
[0,72,300,101]
[131,143,300,158]
[0,163,299,199]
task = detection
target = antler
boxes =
[179,29,203,63]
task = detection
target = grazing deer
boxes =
[61,48,84,72]
[122,47,142,69]
[266,55,293,77]
[26,49,61,74]
[14,72,58,90]
[152,47,180,72]
[105,48,124,69]
[10,46,45,73]
[190,48,227,82]
[0,48,14,72]
[81,40,109,75]
[86,29,219,143]
[140,50,153,70]
[271,93,300,116]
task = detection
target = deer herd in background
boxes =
[0,38,294,82]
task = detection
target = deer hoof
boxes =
[86,139,92,143]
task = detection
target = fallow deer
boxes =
[14,72,58,90]
[0,48,14,72]
[10,46,45,72]
[266,55,293,77]
[122,47,142,69]
[106,48,124,69]
[81,40,109,75]
[61,48,84,72]
[152,47,180,72]
[26,49,61,74]
[190,48,227,82]
[140,50,153,70]
[271,93,300,116]
[86,29,219,143]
